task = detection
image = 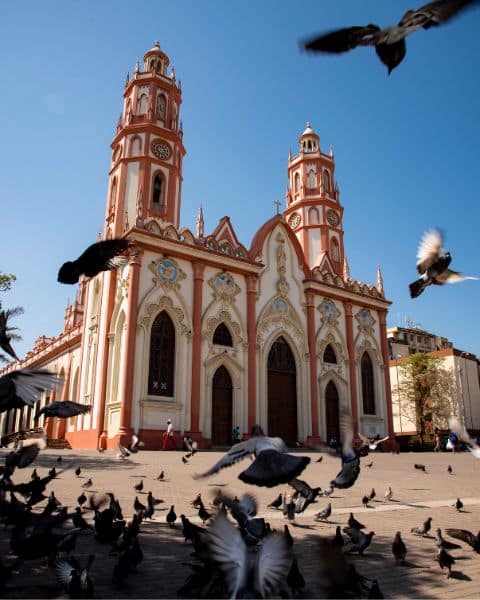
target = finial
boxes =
[178,79,182,90]
[306,120,311,128]
[154,40,160,48]
[170,66,176,81]
[329,145,334,158]
[125,72,130,86]
[343,257,350,281]
[134,61,140,74]
[196,205,204,238]
[273,199,282,215]
[288,148,292,160]
[335,181,340,200]
[376,265,384,295]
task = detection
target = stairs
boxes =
[47,438,72,450]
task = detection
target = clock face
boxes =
[151,140,171,159]
[289,213,301,228]
[326,210,339,226]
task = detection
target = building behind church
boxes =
[0,43,394,450]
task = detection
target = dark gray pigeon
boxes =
[193,425,310,487]
[392,531,407,565]
[411,516,432,536]
[0,369,60,413]
[330,411,361,489]
[410,229,477,298]
[314,502,332,522]
[300,0,480,75]
[36,400,91,419]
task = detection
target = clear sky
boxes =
[1,0,479,359]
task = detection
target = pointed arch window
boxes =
[137,93,147,116]
[156,94,166,118]
[322,170,331,193]
[130,136,142,157]
[148,311,175,396]
[309,207,319,224]
[213,323,233,347]
[152,174,164,210]
[323,344,337,364]
[294,172,301,193]
[109,178,117,212]
[307,169,316,188]
[331,238,340,264]
[361,352,375,415]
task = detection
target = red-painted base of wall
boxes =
[65,429,99,449]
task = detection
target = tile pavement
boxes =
[1,446,480,598]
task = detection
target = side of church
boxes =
[0,43,394,450]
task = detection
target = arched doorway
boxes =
[325,380,340,444]
[267,336,297,444]
[211,365,233,446]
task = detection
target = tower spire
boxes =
[343,257,350,281]
[376,265,384,295]
[196,205,204,238]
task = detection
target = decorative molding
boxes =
[207,271,241,305]
[355,308,376,336]
[317,298,340,328]
[138,295,190,336]
[276,233,290,297]
[148,255,186,291]
[204,309,243,345]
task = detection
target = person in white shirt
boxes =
[162,419,177,450]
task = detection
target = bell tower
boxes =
[104,42,186,237]
[284,123,345,275]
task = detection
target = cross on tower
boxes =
[273,199,281,215]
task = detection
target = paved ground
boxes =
[1,446,480,598]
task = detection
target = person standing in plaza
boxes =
[162,418,177,450]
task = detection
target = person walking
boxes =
[162,419,177,450]
[434,428,441,452]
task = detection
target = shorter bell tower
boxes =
[104,42,186,238]
[284,123,345,275]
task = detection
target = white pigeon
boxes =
[448,417,480,459]
[384,486,393,501]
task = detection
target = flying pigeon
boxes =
[0,369,60,413]
[36,400,91,419]
[300,0,480,75]
[193,425,310,487]
[344,529,375,555]
[359,434,389,451]
[128,433,144,453]
[0,306,23,361]
[409,229,478,298]
[435,528,462,550]
[57,238,132,284]
[445,528,480,552]
[330,411,361,489]
[117,443,130,460]
[448,417,480,458]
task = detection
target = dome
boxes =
[299,121,319,139]
[143,41,170,73]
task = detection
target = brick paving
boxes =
[2,447,480,598]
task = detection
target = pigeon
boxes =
[362,495,370,507]
[48,467,57,478]
[368,488,376,501]
[57,238,132,284]
[316,456,323,463]
[0,306,22,360]
[435,528,462,550]
[180,514,206,543]
[57,456,62,463]
[330,411,361,489]
[31,468,39,480]
[82,478,93,490]
[448,417,480,458]
[392,531,407,565]
[410,229,478,298]
[75,467,82,477]
[0,369,60,413]
[166,505,177,528]
[448,464,453,474]
[134,496,146,516]
[437,547,455,577]
[77,492,87,508]
[128,433,144,453]
[182,456,189,464]
[411,516,432,536]
[134,480,144,493]
[267,493,283,509]
[414,463,426,472]
[198,502,211,524]
[72,506,94,531]
[157,470,165,481]
[3,442,44,481]
[445,528,480,552]
[314,502,332,522]
[55,555,95,598]
[384,486,393,501]
[359,434,389,451]
[193,425,310,487]
[288,478,322,512]
[366,461,374,468]
[333,525,345,547]
[300,0,480,75]
[455,498,464,511]
[117,443,130,460]
[348,513,365,530]
[36,400,91,419]
[344,529,375,555]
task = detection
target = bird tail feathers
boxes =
[409,278,426,298]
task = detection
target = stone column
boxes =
[56,357,72,440]
[305,289,321,445]
[117,247,143,444]
[246,275,258,433]
[344,301,359,438]
[188,261,205,441]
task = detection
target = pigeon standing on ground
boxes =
[75,467,82,477]
[455,498,464,511]
[166,505,177,528]
[384,486,393,501]
[314,502,332,522]
[414,463,426,472]
[157,470,165,481]
[193,425,310,487]
[82,478,93,490]
[300,1,480,75]
[448,464,453,474]
[316,456,323,463]
[134,480,144,493]
[57,238,132,284]
[411,516,432,536]
[409,229,478,298]
[392,532,407,565]
[268,493,283,509]
[437,547,455,577]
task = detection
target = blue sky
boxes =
[1,0,479,358]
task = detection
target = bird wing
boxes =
[301,24,381,53]
[118,443,130,457]
[193,439,254,479]
[400,0,478,30]
[78,239,131,274]
[288,478,313,498]
[7,369,61,408]
[339,410,355,461]
[41,400,91,418]
[445,528,476,548]
[15,442,42,469]
[237,493,258,519]
[416,229,444,274]
[207,513,248,599]
[255,532,291,598]
[437,269,478,284]
[448,417,480,449]
[54,561,74,588]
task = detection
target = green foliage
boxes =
[0,272,16,292]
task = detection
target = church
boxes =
[0,43,394,450]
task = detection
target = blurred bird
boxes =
[435,528,462,550]
[157,470,165,481]
[348,513,366,530]
[392,531,407,565]
[360,434,389,451]
[344,529,375,555]
[182,456,189,464]
[455,498,464,511]
[267,493,283,509]
[384,486,393,501]
[77,492,87,508]
[314,502,332,522]
[116,444,130,460]
[75,467,82,477]
[194,425,310,487]
[82,478,93,490]
[368,488,376,501]
[58,238,132,284]
[414,463,426,472]
[128,433,144,453]
[55,555,95,598]
[448,464,453,474]
[0,306,23,361]
[57,456,62,464]
[133,496,146,516]
[437,547,455,577]
[300,0,480,75]
[289,478,322,512]
[362,495,370,508]
[366,461,374,468]
[445,528,480,552]
[48,467,57,478]
[166,505,177,528]
[0,369,60,414]
[411,516,432,536]
[333,525,345,547]
[198,502,211,524]
[330,411,361,489]
[410,229,478,298]
[36,400,91,420]
[31,468,39,480]
[448,417,480,458]
[134,480,143,493]
[191,493,202,508]
[316,456,323,463]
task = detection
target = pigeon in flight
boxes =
[448,417,480,458]
[300,0,480,74]
[409,229,478,298]
[57,238,132,284]
[359,434,389,451]
[0,369,60,413]
[330,411,361,489]
[0,305,23,361]
[193,425,310,487]
[128,433,144,453]
[445,528,480,552]
[117,443,130,460]
[36,400,91,419]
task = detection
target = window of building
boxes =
[136,93,147,116]
[361,352,375,414]
[323,344,337,364]
[213,323,233,347]
[156,94,166,118]
[294,172,301,193]
[148,311,175,396]
[309,207,319,224]
[152,174,164,209]
[130,136,142,157]
[331,238,340,264]
[322,170,331,193]
[307,169,316,188]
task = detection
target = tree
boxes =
[0,272,22,364]
[396,353,456,446]
[0,272,16,292]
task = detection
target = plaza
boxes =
[2,447,480,598]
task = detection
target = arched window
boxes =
[361,352,375,415]
[109,178,117,211]
[130,136,142,157]
[137,93,147,115]
[213,323,233,347]
[323,344,337,364]
[322,170,331,193]
[148,311,175,396]
[294,172,301,193]
[152,174,163,209]
[307,169,316,188]
[331,238,340,264]
[309,207,319,224]
[156,94,166,118]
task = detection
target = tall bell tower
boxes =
[104,42,186,238]
[284,123,345,275]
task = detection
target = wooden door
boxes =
[211,366,233,446]
[267,337,297,445]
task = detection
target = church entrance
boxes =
[211,365,233,446]
[325,380,340,444]
[267,336,297,445]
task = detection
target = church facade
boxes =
[0,43,394,450]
